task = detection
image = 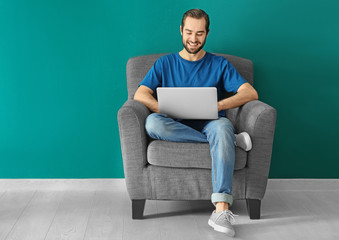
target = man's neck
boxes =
[179,49,206,61]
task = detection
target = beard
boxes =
[182,39,206,54]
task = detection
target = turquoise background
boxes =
[1,0,338,178]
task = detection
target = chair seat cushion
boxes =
[147,140,247,170]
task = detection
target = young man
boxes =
[134,9,258,237]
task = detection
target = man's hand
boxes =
[134,85,160,113]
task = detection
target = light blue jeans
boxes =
[145,113,235,206]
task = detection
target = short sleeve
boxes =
[138,58,163,92]
[222,59,247,93]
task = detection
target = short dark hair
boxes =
[181,9,210,33]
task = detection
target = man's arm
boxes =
[134,85,160,113]
[218,83,258,111]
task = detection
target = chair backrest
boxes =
[126,53,253,100]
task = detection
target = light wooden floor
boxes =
[0,179,338,240]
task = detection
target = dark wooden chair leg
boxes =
[132,199,146,219]
[246,199,261,219]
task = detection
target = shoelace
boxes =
[223,210,238,223]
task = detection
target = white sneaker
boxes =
[235,132,252,151]
[208,209,237,237]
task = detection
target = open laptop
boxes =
[157,87,218,119]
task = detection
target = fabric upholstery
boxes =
[147,140,247,170]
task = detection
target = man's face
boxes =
[180,17,209,55]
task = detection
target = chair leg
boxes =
[132,199,146,219]
[246,199,261,219]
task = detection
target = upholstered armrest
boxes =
[228,100,277,199]
[117,99,151,199]
[237,100,276,137]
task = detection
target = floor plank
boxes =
[5,191,63,240]
[0,191,36,240]
[44,191,95,240]
[155,200,202,240]
[122,199,163,240]
[83,190,126,240]
[0,179,338,240]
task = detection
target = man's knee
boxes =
[208,118,234,134]
[145,113,169,136]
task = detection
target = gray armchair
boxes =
[118,53,277,220]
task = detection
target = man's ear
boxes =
[180,25,183,36]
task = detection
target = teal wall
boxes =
[1,0,338,178]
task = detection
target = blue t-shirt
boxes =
[139,52,247,117]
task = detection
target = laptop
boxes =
[157,87,218,119]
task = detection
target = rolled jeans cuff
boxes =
[211,193,233,206]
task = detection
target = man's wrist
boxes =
[217,101,225,111]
